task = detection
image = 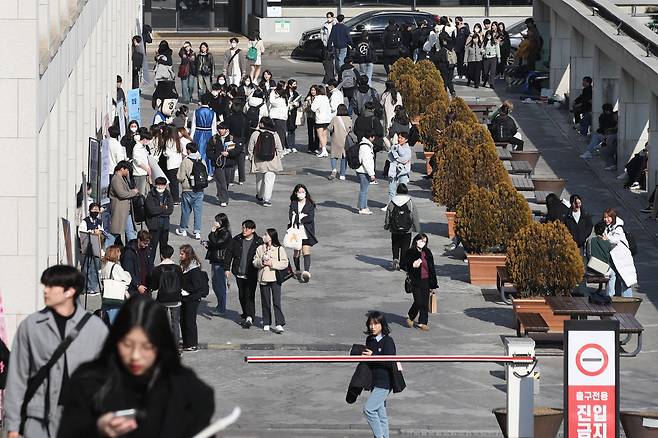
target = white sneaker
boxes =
[358,208,373,215]
[380,206,388,211]
[175,228,188,237]
[208,175,214,182]
[263,325,270,332]
[220,202,227,207]
[369,180,378,185]
[273,325,284,334]
[292,148,298,153]
[316,150,328,158]
[580,151,593,159]
[338,175,346,180]
[194,232,201,240]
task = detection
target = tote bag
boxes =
[102,264,128,301]
[283,227,303,250]
[586,256,609,275]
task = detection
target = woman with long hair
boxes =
[100,245,132,324]
[286,79,302,153]
[154,40,174,84]
[481,30,500,88]
[404,233,438,331]
[288,184,317,283]
[253,228,289,334]
[311,85,332,158]
[496,22,511,79]
[206,213,232,315]
[163,125,183,204]
[179,244,208,352]
[247,30,266,81]
[269,80,290,154]
[380,80,403,131]
[239,74,257,98]
[259,69,276,97]
[327,104,352,180]
[465,32,484,88]
[57,296,214,438]
[304,85,319,154]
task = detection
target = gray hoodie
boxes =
[384,195,421,233]
[177,151,205,192]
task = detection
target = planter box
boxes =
[512,297,569,334]
[493,407,563,438]
[446,211,456,239]
[611,296,643,316]
[511,150,541,169]
[423,151,434,176]
[466,254,507,286]
[621,411,658,438]
[531,178,568,196]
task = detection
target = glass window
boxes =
[361,15,391,30]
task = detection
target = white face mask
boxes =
[230,43,237,48]
[218,79,226,85]
[130,126,138,133]
[297,192,306,200]
[417,240,426,249]
[262,234,271,244]
[134,134,141,142]
[156,187,166,193]
[211,90,220,96]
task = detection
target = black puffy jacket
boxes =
[205,227,232,264]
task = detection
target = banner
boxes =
[127,88,141,124]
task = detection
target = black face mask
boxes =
[89,212,99,219]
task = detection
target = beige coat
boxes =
[253,244,289,284]
[328,115,352,159]
[248,129,284,173]
[109,173,137,235]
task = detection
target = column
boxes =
[550,11,572,96]
[648,93,658,191]
[591,47,619,133]
[533,0,551,67]
[617,69,649,167]
[569,29,594,103]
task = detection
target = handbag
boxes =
[177,62,190,79]
[587,256,610,275]
[404,275,413,294]
[103,264,128,301]
[429,291,438,314]
[274,247,295,285]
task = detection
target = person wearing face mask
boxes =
[253,228,289,333]
[121,230,154,298]
[223,37,246,86]
[208,81,229,125]
[121,120,140,157]
[404,233,438,331]
[288,184,317,283]
[195,42,214,97]
[131,128,153,197]
[79,202,105,296]
[240,75,256,98]
[481,30,500,88]
[144,177,174,264]
[286,79,302,153]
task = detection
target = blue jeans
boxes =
[586,133,606,153]
[330,157,347,177]
[82,256,101,293]
[335,47,348,72]
[211,262,228,312]
[180,191,204,233]
[364,387,389,438]
[388,174,409,202]
[125,214,137,242]
[359,63,373,85]
[103,305,121,325]
[358,173,370,210]
[579,113,592,136]
[606,268,633,297]
[180,75,195,103]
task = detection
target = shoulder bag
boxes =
[19,313,93,434]
[274,247,295,285]
[103,264,128,301]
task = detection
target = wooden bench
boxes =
[497,266,515,304]
[468,103,498,124]
[517,312,550,336]
[497,147,512,160]
[603,313,644,357]
[585,273,609,292]
[510,161,533,175]
[511,175,535,191]
[495,142,509,149]
[533,191,551,204]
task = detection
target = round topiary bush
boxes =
[506,221,585,297]
[396,74,422,119]
[447,97,480,125]
[388,58,416,85]
[419,100,450,151]
[473,143,510,190]
[455,187,500,254]
[433,143,474,211]
[495,183,532,248]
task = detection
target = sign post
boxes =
[565,320,619,438]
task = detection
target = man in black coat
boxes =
[562,194,593,250]
[121,230,154,296]
[411,19,431,61]
[382,20,401,74]
[145,177,174,264]
[206,122,244,206]
[573,76,593,135]
[490,105,523,150]
[224,219,263,328]
[454,17,470,79]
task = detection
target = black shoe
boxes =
[641,206,652,213]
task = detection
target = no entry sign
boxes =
[565,320,619,438]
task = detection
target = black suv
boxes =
[291,10,439,62]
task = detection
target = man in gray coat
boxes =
[4,265,108,438]
[109,161,139,246]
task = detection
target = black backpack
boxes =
[189,158,209,191]
[390,202,413,233]
[157,266,182,303]
[346,142,363,170]
[131,194,146,223]
[254,130,276,161]
[385,28,402,49]
[246,102,264,129]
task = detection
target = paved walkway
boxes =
[110,55,658,436]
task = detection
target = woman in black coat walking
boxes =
[179,244,209,352]
[288,184,318,283]
[404,233,438,331]
[57,295,214,438]
[206,213,232,316]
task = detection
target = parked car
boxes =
[291,10,440,62]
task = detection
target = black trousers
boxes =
[165,167,180,203]
[237,276,258,319]
[181,299,200,348]
[274,119,288,150]
[214,165,234,204]
[383,54,398,74]
[260,282,285,326]
[408,279,430,325]
[132,69,140,90]
[467,61,482,86]
[482,57,497,87]
[438,64,455,94]
[307,118,318,153]
[506,137,524,151]
[149,225,170,265]
[456,51,467,76]
[391,233,412,269]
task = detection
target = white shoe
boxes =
[369,180,378,185]
[301,271,311,283]
[358,208,373,215]
[281,149,290,157]
[220,202,227,207]
[338,175,346,180]
[316,150,328,158]
[380,206,388,211]
[263,325,270,332]
[580,151,593,159]
[175,228,188,237]
[292,148,298,153]
[273,325,284,334]
[208,175,214,182]
[194,232,201,240]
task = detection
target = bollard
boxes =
[505,337,536,438]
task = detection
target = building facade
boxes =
[0,0,140,342]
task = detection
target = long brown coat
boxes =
[328,115,352,159]
[109,174,137,235]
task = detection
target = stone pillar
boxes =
[617,69,649,167]
[550,11,572,97]
[569,29,594,103]
[533,0,551,68]
[591,47,619,133]
[648,94,658,191]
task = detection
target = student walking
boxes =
[481,31,500,88]
[195,42,214,97]
[496,22,511,78]
[206,213,232,315]
[109,162,139,246]
[327,104,351,180]
[386,130,412,203]
[150,244,184,348]
[224,220,264,328]
[163,125,184,204]
[247,31,266,81]
[176,143,207,240]
[253,228,289,333]
[602,209,637,297]
[179,245,209,352]
[465,33,483,88]
[404,233,438,331]
[56,296,214,438]
[4,266,108,438]
[304,86,320,154]
[288,184,318,282]
[178,41,197,104]
[311,85,332,158]
[224,37,246,85]
[269,81,290,152]
[384,184,421,271]
[207,122,243,207]
[356,131,377,215]
[248,117,284,207]
[190,94,217,174]
[286,79,302,153]
[144,177,174,264]
[380,80,403,131]
[100,245,132,324]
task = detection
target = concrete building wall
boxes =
[0,0,139,343]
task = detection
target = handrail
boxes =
[245,354,536,363]
[581,0,658,57]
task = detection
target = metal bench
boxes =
[603,313,644,357]
[517,313,550,337]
